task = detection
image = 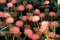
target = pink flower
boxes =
[15,20,23,27]
[39,13,45,18]
[32,16,40,22]
[0,12,3,17]
[39,21,50,33]
[0,0,6,3]
[31,34,39,40]
[39,26,49,33]
[26,4,33,10]
[11,0,16,4]
[28,16,33,21]
[34,9,40,15]
[44,0,50,5]
[9,26,20,34]
[7,3,13,8]
[49,12,56,16]
[17,5,25,11]
[3,12,10,18]
[48,32,55,38]
[40,21,50,27]
[24,29,33,38]
[6,17,14,24]
[50,21,59,27]
[21,16,27,21]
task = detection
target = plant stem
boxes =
[53,27,56,33]
[4,35,8,40]
[21,12,22,17]
[34,23,36,27]
[26,21,27,25]
[13,35,15,40]
[41,18,42,22]
[51,16,52,21]
[50,26,56,33]
[50,27,54,32]
[29,10,30,13]
[4,7,6,12]
[23,36,26,40]
[45,32,49,40]
[36,22,39,29]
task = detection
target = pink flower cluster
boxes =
[24,28,40,40]
[39,21,59,33]
[7,3,13,8]
[26,4,33,10]
[21,16,27,21]
[34,9,40,15]
[6,17,14,24]
[0,12,10,18]
[0,0,6,3]
[32,16,40,22]
[10,0,17,4]
[17,5,25,11]
[39,21,50,33]
[50,21,59,27]
[49,12,56,16]
[9,26,20,35]
[15,20,23,27]
[48,32,55,38]
[44,0,50,5]
[0,0,59,40]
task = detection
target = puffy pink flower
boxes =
[11,0,16,4]
[31,34,39,40]
[0,12,3,17]
[32,16,40,22]
[40,21,50,27]
[49,12,56,16]
[24,29,33,38]
[3,12,10,18]
[6,17,14,23]
[34,9,40,15]
[39,13,45,18]
[48,32,55,38]
[26,4,33,10]
[9,26,20,34]
[21,16,27,21]
[39,26,49,33]
[50,21,59,27]
[44,0,50,5]
[28,16,33,21]
[17,5,25,11]
[15,20,23,27]
[0,0,6,3]
[7,3,13,8]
